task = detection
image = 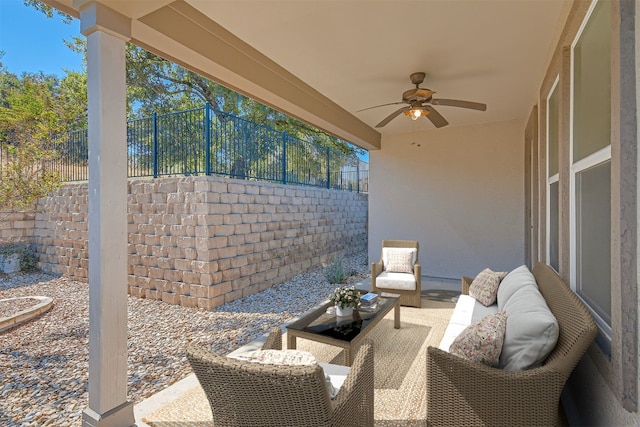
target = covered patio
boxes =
[38,0,639,426]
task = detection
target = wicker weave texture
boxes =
[426,263,597,426]
[187,327,374,427]
[372,240,422,308]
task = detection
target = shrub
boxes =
[0,243,38,271]
[324,258,349,284]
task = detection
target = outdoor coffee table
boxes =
[286,292,401,366]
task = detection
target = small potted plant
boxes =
[329,285,360,317]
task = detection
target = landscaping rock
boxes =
[0,252,368,426]
[1,253,21,274]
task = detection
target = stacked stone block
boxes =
[33,183,89,277]
[30,175,367,309]
[0,209,36,243]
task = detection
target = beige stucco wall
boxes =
[535,1,640,424]
[369,118,525,280]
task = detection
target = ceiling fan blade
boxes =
[357,101,406,112]
[424,105,449,128]
[375,106,409,128]
[431,98,487,111]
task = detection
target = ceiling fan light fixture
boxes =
[405,107,429,120]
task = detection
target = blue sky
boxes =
[0,0,82,76]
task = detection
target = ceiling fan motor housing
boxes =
[402,88,434,103]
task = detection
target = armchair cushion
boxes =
[469,268,507,306]
[449,311,507,367]
[374,271,417,290]
[382,247,416,273]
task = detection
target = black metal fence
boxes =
[46,104,369,193]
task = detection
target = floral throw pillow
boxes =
[229,350,340,398]
[385,249,414,273]
[230,349,317,366]
[469,268,507,306]
[449,311,507,366]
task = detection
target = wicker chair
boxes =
[371,240,422,307]
[426,263,597,426]
[186,327,375,427]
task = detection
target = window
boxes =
[546,78,560,271]
[571,0,611,336]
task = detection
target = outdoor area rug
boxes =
[142,294,456,426]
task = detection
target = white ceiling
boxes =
[188,0,571,135]
[48,0,572,146]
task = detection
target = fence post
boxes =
[356,158,360,193]
[326,147,331,189]
[282,132,288,185]
[205,103,211,176]
[152,112,159,178]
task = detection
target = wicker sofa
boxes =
[426,263,597,426]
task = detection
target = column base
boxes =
[83,401,135,427]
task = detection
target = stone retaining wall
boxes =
[32,176,368,309]
[0,210,36,243]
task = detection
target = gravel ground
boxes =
[0,253,369,426]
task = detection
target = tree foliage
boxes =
[0,67,65,213]
[62,30,361,155]
[16,0,365,188]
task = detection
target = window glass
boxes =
[548,86,559,177]
[575,160,611,325]
[548,181,559,271]
[573,0,611,162]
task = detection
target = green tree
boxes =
[25,0,366,184]
[0,70,64,214]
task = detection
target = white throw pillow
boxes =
[382,247,416,273]
[500,286,559,371]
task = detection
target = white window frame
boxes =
[569,0,612,339]
[546,76,560,269]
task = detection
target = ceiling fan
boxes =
[358,72,487,128]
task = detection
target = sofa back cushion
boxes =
[497,265,538,311]
[500,285,559,371]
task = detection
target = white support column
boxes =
[78,2,133,426]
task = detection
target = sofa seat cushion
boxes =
[439,295,499,351]
[375,271,417,290]
[500,285,559,371]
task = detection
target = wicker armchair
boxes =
[186,327,375,427]
[426,263,597,426]
[371,239,422,307]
